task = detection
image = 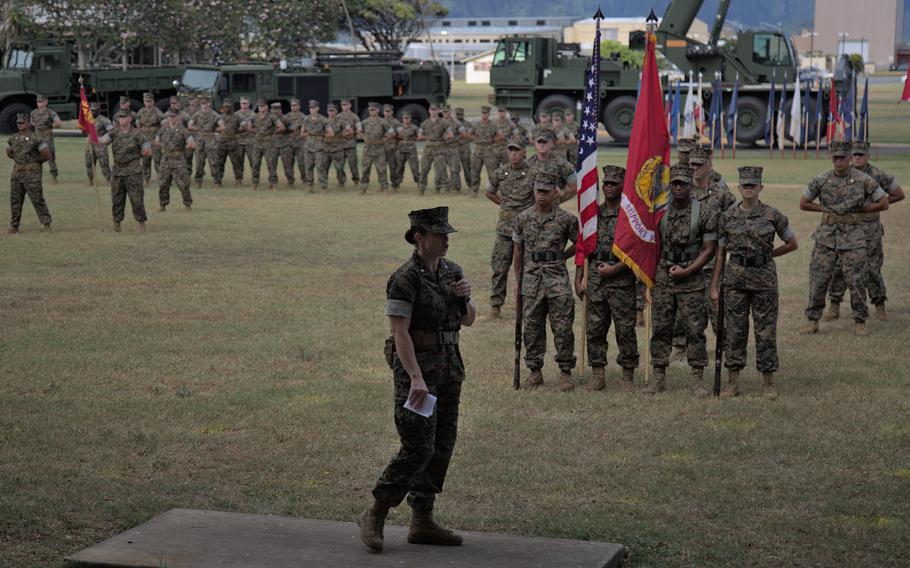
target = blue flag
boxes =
[725,73,739,144]
[844,78,856,142]
[709,77,723,148]
[765,72,776,147]
[669,81,680,142]
[858,77,869,141]
[816,80,825,136]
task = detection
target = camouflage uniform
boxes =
[525,151,576,191]
[323,110,348,187]
[585,201,639,370]
[804,165,885,323]
[394,119,421,188]
[85,113,113,182]
[156,118,194,208]
[30,104,60,178]
[529,121,556,145]
[284,103,307,184]
[374,209,465,512]
[487,150,533,308]
[828,160,899,308]
[513,204,579,372]
[718,200,794,373]
[471,113,502,193]
[339,104,361,183]
[136,102,165,182]
[564,117,579,163]
[494,114,514,165]
[250,108,282,187]
[441,110,463,191]
[7,126,52,229]
[382,106,401,188]
[651,189,718,368]
[300,104,328,191]
[270,106,295,184]
[419,113,451,193]
[455,111,473,192]
[360,107,391,192]
[235,104,256,181]
[108,126,151,223]
[190,106,221,184]
[216,105,244,184]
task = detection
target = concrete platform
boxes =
[65,508,626,568]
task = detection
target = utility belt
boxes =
[729,253,772,268]
[530,250,564,262]
[475,141,494,147]
[167,150,186,157]
[591,249,618,264]
[36,129,53,137]
[115,158,140,168]
[365,141,385,146]
[410,330,460,351]
[821,212,877,224]
[661,247,699,265]
[13,162,41,172]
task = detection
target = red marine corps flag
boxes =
[77,77,98,144]
[574,8,603,267]
[611,10,670,288]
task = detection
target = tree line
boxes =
[1,0,447,67]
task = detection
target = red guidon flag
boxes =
[574,10,603,266]
[78,82,98,144]
[611,29,670,288]
[901,65,910,103]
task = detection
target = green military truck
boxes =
[491,0,836,144]
[178,51,450,124]
[0,40,183,133]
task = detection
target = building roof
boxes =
[461,49,496,63]
[431,25,563,36]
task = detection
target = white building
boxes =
[463,50,495,84]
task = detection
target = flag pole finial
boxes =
[594,7,604,20]
[646,8,658,33]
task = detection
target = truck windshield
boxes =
[752,34,792,66]
[6,49,33,70]
[181,68,220,91]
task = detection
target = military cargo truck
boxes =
[0,40,183,133]
[178,51,450,124]
[491,0,838,144]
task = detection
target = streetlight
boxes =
[838,32,850,57]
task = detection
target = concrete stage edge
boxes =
[65,508,626,568]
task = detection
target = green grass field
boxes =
[2,81,909,567]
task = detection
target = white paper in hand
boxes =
[403,393,437,417]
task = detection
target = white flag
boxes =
[682,81,696,138]
[789,76,802,143]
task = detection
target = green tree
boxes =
[346,0,447,52]
[249,0,342,59]
[600,39,643,68]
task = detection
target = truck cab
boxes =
[0,42,75,133]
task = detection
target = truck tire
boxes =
[603,96,637,143]
[733,96,766,145]
[0,102,32,134]
[398,103,429,126]
[536,94,576,119]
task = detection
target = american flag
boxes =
[574,10,602,267]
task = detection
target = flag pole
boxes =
[802,110,808,159]
[579,261,588,383]
[732,117,737,160]
[644,287,651,387]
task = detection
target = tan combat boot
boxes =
[586,366,606,391]
[822,302,840,321]
[408,508,463,546]
[801,319,819,334]
[762,372,778,400]
[854,321,868,336]
[7,226,18,234]
[42,224,52,232]
[252,182,259,191]
[523,369,543,390]
[159,205,167,212]
[556,370,575,392]
[874,304,887,321]
[479,306,501,322]
[620,367,635,391]
[691,367,709,398]
[720,369,740,398]
[358,500,390,552]
[196,180,202,189]
[112,222,121,233]
[138,222,147,233]
[88,177,94,186]
[642,367,666,394]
